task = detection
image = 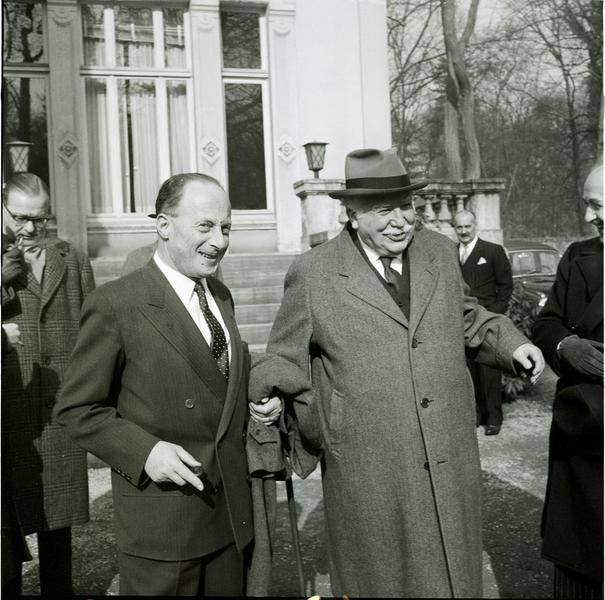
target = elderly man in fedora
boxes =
[249,148,545,597]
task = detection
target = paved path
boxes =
[21,369,556,597]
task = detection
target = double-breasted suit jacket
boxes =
[2,239,93,534]
[55,260,253,561]
[459,237,512,314]
[532,236,603,580]
[250,225,529,598]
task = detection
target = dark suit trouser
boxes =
[467,360,503,426]
[118,542,244,596]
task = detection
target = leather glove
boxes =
[557,335,603,378]
[2,246,23,284]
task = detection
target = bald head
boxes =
[453,210,477,245]
[583,163,603,239]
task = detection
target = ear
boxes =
[156,214,171,240]
[346,206,359,230]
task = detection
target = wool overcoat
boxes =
[250,225,528,598]
[55,260,254,562]
[2,239,93,534]
[532,236,603,580]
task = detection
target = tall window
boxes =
[3,1,49,184]
[81,4,192,215]
[221,9,271,211]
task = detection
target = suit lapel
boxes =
[337,229,408,328]
[138,262,228,403]
[40,245,67,310]
[209,277,245,442]
[408,229,439,336]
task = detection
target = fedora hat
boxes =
[328,148,427,199]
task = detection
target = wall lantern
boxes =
[302,141,328,178]
[6,139,33,173]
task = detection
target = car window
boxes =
[509,250,558,276]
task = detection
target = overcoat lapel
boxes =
[40,246,66,310]
[408,229,439,336]
[138,262,228,404]
[337,229,408,328]
[209,277,245,442]
[574,244,604,336]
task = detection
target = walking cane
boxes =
[285,476,306,596]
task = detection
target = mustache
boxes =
[592,218,603,227]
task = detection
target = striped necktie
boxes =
[194,282,229,381]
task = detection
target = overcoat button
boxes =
[185,399,195,409]
[423,461,430,471]
[420,397,430,408]
[412,338,419,348]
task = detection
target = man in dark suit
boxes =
[454,210,513,435]
[532,163,603,598]
[2,173,93,596]
[56,173,279,596]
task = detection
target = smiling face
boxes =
[348,194,416,256]
[157,180,231,279]
[583,165,603,240]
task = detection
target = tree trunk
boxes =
[444,62,463,179]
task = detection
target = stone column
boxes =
[46,0,87,250]
[294,179,346,248]
[469,179,507,244]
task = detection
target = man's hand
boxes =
[144,441,204,492]
[2,246,23,284]
[557,335,603,378]
[2,323,22,347]
[249,395,282,425]
[512,343,545,384]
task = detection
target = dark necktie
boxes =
[194,282,229,381]
[379,256,402,295]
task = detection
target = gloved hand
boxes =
[557,335,603,378]
[2,246,23,285]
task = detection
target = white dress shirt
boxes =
[358,238,403,278]
[153,252,231,361]
[459,235,479,263]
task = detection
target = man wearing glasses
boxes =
[2,173,94,596]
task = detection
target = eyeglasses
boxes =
[3,204,50,228]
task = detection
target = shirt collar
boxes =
[153,251,203,305]
[461,235,479,255]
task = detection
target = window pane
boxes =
[221,12,261,69]
[3,2,45,64]
[84,78,112,213]
[164,8,185,68]
[118,79,158,213]
[3,76,49,183]
[224,83,266,209]
[82,4,105,66]
[115,6,154,68]
[167,81,189,173]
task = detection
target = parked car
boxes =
[502,239,561,398]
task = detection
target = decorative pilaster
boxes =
[47,0,87,250]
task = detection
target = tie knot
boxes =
[379,256,393,270]
[194,281,208,305]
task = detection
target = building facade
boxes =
[3,0,392,259]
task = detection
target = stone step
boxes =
[239,322,273,346]
[234,303,280,325]
[231,285,284,305]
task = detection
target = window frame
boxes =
[80,2,195,216]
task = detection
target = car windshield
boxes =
[509,250,558,277]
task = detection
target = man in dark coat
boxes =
[56,173,280,595]
[532,163,603,598]
[454,210,513,435]
[2,173,93,596]
[249,148,545,598]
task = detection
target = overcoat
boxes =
[250,225,528,598]
[532,236,603,580]
[55,260,253,561]
[2,239,93,534]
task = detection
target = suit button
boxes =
[420,397,430,408]
[411,338,419,348]
[185,399,195,409]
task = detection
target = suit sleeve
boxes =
[532,245,574,370]
[55,289,161,486]
[490,245,513,314]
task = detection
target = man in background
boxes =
[2,173,94,596]
[454,210,513,435]
[532,163,603,598]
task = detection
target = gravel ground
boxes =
[20,368,558,597]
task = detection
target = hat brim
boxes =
[328,181,428,199]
